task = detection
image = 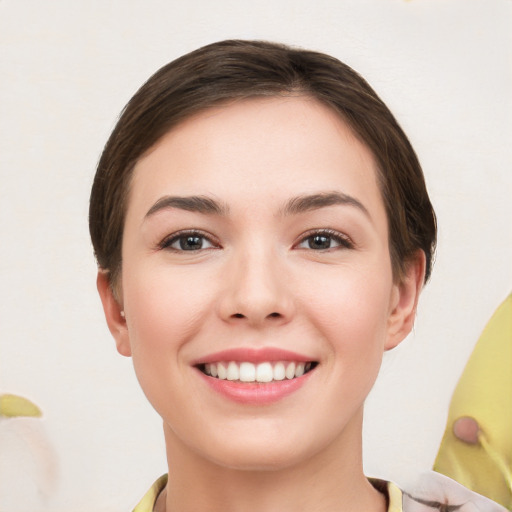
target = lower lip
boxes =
[197,369,313,404]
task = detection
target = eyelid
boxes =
[293,228,354,250]
[158,229,221,252]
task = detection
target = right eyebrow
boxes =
[145,195,229,218]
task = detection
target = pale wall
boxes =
[0,1,511,511]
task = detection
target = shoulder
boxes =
[132,474,168,512]
[398,472,507,512]
[132,472,506,512]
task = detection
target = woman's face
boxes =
[99,96,421,470]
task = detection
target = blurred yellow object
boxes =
[0,394,42,418]
[434,293,512,509]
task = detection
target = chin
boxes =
[196,422,336,473]
[207,444,308,472]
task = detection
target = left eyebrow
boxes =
[145,195,230,218]
[280,192,370,218]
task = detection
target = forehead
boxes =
[128,96,384,219]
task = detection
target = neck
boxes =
[160,409,386,512]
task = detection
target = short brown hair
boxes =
[89,39,436,286]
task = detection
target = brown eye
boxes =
[308,235,332,250]
[177,235,204,251]
[296,230,353,251]
[161,231,217,252]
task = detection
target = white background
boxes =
[0,1,511,511]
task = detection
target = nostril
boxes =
[228,312,284,321]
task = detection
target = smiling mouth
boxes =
[198,361,318,383]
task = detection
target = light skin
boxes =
[98,96,425,512]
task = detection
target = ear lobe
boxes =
[96,271,132,357]
[385,251,426,351]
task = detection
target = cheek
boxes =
[122,264,213,360]
[299,262,394,358]
[120,266,215,418]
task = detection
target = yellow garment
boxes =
[434,293,512,509]
[132,474,403,512]
[133,474,168,512]
[132,472,505,512]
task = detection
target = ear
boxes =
[96,271,132,357]
[385,250,426,351]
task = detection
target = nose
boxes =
[217,246,295,327]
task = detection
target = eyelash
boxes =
[294,229,354,251]
[159,228,353,253]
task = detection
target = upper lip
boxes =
[192,347,315,365]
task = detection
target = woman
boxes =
[89,40,502,512]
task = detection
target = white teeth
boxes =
[226,361,239,381]
[239,362,256,382]
[204,361,314,383]
[256,362,273,383]
[285,362,296,380]
[273,362,286,381]
[217,362,227,380]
